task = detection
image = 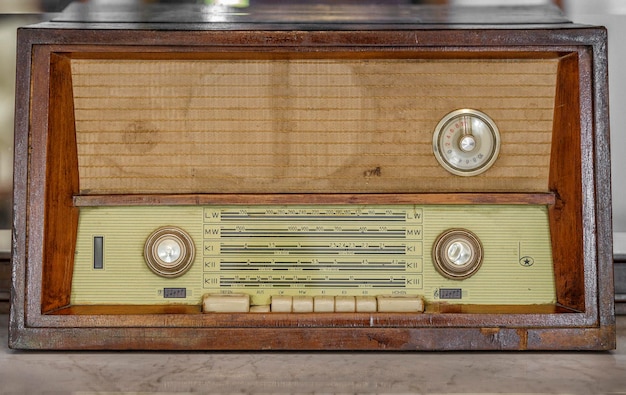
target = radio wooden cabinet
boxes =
[9,3,615,350]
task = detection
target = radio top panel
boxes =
[45,2,572,29]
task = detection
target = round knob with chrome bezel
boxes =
[144,226,195,278]
[432,228,484,280]
[432,109,501,176]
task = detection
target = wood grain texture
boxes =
[7,325,615,351]
[40,54,80,314]
[72,192,557,206]
[548,52,585,312]
[30,304,586,329]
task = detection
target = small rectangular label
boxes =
[439,288,462,300]
[163,288,187,298]
[93,236,104,270]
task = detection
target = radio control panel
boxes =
[72,205,555,308]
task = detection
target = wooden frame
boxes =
[9,8,614,350]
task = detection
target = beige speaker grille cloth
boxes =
[71,57,558,194]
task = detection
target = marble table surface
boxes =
[1,314,625,394]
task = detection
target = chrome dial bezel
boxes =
[144,226,195,278]
[433,108,501,176]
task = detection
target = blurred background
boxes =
[0,0,623,263]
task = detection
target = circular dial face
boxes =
[433,109,501,176]
[144,227,195,278]
[432,228,483,280]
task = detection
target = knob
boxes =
[432,228,483,280]
[144,226,195,278]
[433,109,501,176]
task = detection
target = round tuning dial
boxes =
[433,109,500,176]
[144,226,195,278]
[432,228,483,280]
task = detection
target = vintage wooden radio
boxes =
[9,2,615,350]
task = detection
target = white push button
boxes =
[271,295,293,313]
[356,296,377,312]
[314,296,335,312]
[335,296,356,312]
[377,296,424,313]
[292,296,314,313]
[202,294,250,313]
